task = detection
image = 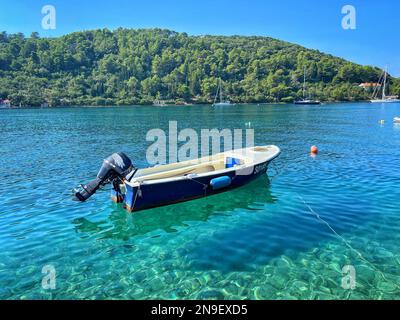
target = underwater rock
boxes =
[276,293,298,300]
[311,275,325,287]
[148,277,164,292]
[348,291,368,300]
[220,282,240,296]
[173,287,191,299]
[376,248,394,259]
[190,278,203,291]
[17,279,37,292]
[261,265,274,277]
[132,271,147,283]
[104,284,125,297]
[161,273,175,284]
[15,265,38,277]
[0,287,13,299]
[178,280,196,293]
[295,267,315,283]
[271,267,291,290]
[356,264,376,285]
[330,262,343,274]
[291,280,309,292]
[273,256,291,269]
[253,285,276,300]
[312,290,335,300]
[195,274,210,286]
[128,287,144,298]
[197,289,225,300]
[377,281,398,293]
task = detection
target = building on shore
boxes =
[0,99,11,108]
[358,83,382,93]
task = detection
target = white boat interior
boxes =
[127,145,280,184]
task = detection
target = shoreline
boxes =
[3,100,373,109]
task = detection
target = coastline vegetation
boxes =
[0,28,399,106]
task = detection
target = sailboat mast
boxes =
[219,78,223,103]
[213,80,218,105]
[382,68,387,100]
[303,66,306,99]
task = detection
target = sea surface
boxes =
[1,102,400,300]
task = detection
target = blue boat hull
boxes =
[115,160,273,212]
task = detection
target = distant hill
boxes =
[0,28,398,106]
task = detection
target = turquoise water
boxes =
[1,103,400,299]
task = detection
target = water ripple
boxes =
[1,103,400,299]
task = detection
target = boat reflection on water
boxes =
[72,177,278,240]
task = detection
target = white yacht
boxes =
[370,68,400,103]
[294,66,321,105]
[213,78,234,106]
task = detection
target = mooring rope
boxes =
[186,174,208,196]
[130,183,142,210]
[268,156,297,184]
[297,193,400,289]
[267,159,399,289]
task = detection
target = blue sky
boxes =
[1,0,399,76]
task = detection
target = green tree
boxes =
[0,28,394,106]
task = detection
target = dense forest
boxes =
[0,28,399,106]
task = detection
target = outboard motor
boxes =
[73,152,134,202]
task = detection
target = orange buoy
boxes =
[310,145,318,154]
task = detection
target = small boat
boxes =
[213,78,235,106]
[294,99,321,105]
[294,67,321,105]
[370,67,400,103]
[394,117,400,123]
[153,99,168,107]
[371,96,400,104]
[73,146,281,212]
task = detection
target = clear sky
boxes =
[1,0,399,76]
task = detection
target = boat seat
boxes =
[136,164,217,181]
[189,165,215,174]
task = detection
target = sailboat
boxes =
[370,68,400,103]
[294,67,321,105]
[213,78,234,106]
[153,99,167,107]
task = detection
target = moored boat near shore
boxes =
[73,146,281,212]
[294,99,321,105]
[294,67,321,105]
[370,68,400,103]
[213,78,235,106]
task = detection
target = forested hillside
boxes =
[0,28,398,106]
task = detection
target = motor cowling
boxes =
[73,152,134,202]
